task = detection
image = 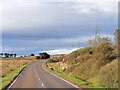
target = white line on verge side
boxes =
[7,62,35,90]
[7,67,26,90]
[42,61,79,88]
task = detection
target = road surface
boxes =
[10,60,79,89]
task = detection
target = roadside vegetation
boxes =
[44,61,103,89]
[44,30,119,88]
[0,51,50,89]
[0,57,37,89]
[36,52,50,60]
[0,53,17,58]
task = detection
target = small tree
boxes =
[0,53,3,57]
[114,29,120,58]
[36,56,40,60]
[13,54,17,58]
[4,53,9,58]
[38,52,50,59]
[88,36,112,47]
[10,54,13,58]
[31,54,34,56]
[114,29,120,48]
[87,36,115,65]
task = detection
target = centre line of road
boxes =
[35,72,41,80]
[41,83,44,87]
[36,73,39,77]
[42,61,79,88]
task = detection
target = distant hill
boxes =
[1,56,36,60]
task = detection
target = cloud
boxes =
[1,0,117,55]
[2,35,95,54]
[1,0,118,33]
[2,2,55,31]
[73,0,118,14]
[42,48,80,55]
[2,35,94,47]
[1,1,80,32]
[2,33,114,54]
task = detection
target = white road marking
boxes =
[42,61,79,88]
[41,83,44,87]
[8,62,38,90]
[7,66,27,90]
[36,73,39,77]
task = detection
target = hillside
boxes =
[46,36,118,88]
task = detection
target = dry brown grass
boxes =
[48,43,118,88]
[0,59,36,77]
[98,59,118,88]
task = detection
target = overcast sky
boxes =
[1,0,118,55]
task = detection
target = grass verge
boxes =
[43,61,106,90]
[0,63,32,89]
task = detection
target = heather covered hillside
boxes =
[45,30,119,88]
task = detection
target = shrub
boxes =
[94,42,116,66]
[50,67,54,71]
[31,54,34,56]
[65,64,78,73]
[50,35,118,88]
[66,47,92,63]
[47,59,54,63]
[71,59,100,80]
[36,56,41,60]
[98,60,118,88]
[38,52,50,59]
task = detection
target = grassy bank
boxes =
[43,61,103,89]
[47,36,118,88]
[0,57,37,89]
[0,64,28,89]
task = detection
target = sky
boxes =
[1,0,119,55]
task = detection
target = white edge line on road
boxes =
[7,69,24,90]
[7,65,29,90]
[42,61,79,88]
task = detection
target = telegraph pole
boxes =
[95,10,100,41]
[94,24,101,47]
[95,25,100,40]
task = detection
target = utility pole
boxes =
[94,25,100,46]
[95,10,100,41]
[95,25,99,40]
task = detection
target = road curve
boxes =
[10,60,79,89]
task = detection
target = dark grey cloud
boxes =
[1,1,118,55]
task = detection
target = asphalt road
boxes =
[10,60,79,89]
